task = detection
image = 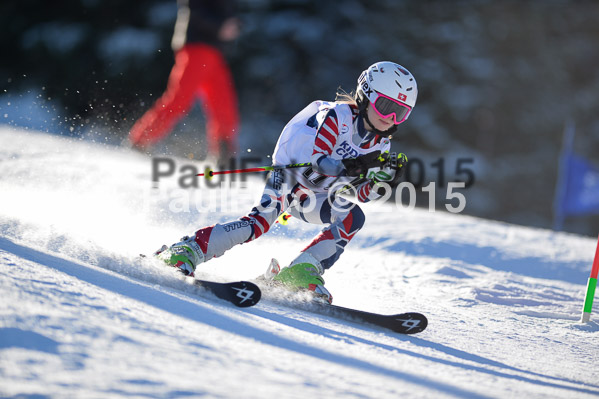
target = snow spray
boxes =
[581,234,599,323]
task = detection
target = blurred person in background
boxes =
[153,61,417,304]
[128,0,240,162]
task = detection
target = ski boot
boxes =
[271,253,333,304]
[155,236,205,277]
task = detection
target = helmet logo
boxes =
[358,73,373,97]
[398,93,407,101]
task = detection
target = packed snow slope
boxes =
[1,126,599,399]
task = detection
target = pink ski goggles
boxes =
[371,92,412,125]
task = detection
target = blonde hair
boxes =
[334,87,358,106]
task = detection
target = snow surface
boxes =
[1,126,598,398]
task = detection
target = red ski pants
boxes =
[129,44,239,156]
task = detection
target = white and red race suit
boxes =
[192,101,391,270]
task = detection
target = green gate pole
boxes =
[581,234,599,323]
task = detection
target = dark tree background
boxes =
[2,0,598,236]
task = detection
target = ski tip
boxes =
[229,281,262,307]
[195,280,262,308]
[392,312,428,334]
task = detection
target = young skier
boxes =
[156,61,418,303]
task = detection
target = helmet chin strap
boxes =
[361,108,398,137]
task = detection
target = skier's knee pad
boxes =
[349,204,365,230]
[337,203,365,234]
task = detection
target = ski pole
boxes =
[276,176,367,226]
[197,151,397,178]
[197,162,311,178]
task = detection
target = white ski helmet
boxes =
[356,61,418,127]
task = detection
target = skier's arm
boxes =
[310,109,344,176]
[355,179,379,203]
